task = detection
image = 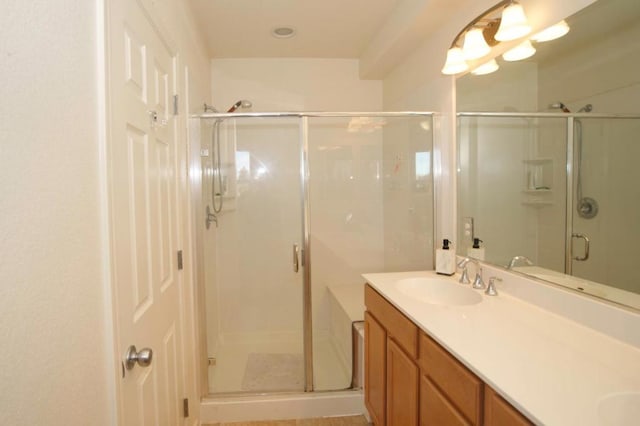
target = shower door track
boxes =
[194,111,436,119]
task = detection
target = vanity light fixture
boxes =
[530,20,570,42]
[471,59,500,75]
[502,40,536,61]
[441,0,531,75]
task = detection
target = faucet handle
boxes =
[459,266,471,284]
[485,277,502,296]
[472,267,485,290]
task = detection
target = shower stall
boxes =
[190,111,434,419]
[457,112,640,309]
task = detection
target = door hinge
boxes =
[177,250,183,270]
[183,398,189,417]
[173,94,179,115]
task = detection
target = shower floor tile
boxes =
[208,332,350,394]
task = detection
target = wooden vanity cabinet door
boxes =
[387,338,419,426]
[365,311,386,425]
[484,386,533,426]
[420,375,470,426]
[418,332,482,425]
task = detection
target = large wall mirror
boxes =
[456,0,640,310]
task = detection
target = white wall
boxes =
[0,1,113,424]
[211,58,382,112]
[0,0,211,423]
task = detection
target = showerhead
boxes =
[549,102,571,113]
[578,104,593,113]
[227,99,252,113]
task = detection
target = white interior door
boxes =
[107,0,184,424]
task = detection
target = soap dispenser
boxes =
[468,238,485,261]
[436,239,456,276]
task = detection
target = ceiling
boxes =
[188,0,403,58]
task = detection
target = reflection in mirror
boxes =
[455,0,640,310]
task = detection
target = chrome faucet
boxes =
[456,257,484,288]
[506,255,533,270]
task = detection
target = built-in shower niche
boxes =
[522,157,554,207]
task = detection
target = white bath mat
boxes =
[241,353,304,391]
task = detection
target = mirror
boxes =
[456,0,640,310]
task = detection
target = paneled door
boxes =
[107,0,184,424]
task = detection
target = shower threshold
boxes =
[201,389,366,424]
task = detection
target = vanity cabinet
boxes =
[484,386,532,426]
[365,284,532,426]
[365,285,419,425]
[418,331,483,425]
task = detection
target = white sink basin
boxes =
[598,392,640,425]
[396,277,482,306]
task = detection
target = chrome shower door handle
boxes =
[293,244,300,273]
[572,233,590,261]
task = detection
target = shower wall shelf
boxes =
[522,157,553,193]
[522,189,552,194]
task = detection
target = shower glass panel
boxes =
[457,115,568,267]
[198,112,435,397]
[570,117,640,298]
[204,117,305,394]
[307,115,434,391]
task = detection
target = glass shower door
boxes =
[569,117,640,304]
[206,116,307,394]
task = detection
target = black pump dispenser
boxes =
[436,238,455,275]
[472,238,483,249]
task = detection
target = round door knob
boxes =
[125,345,153,370]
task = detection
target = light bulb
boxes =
[471,59,500,75]
[462,28,491,60]
[502,40,536,61]
[441,47,469,75]
[495,2,531,41]
[531,20,570,42]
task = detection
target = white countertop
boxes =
[362,270,640,426]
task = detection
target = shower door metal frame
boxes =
[196,111,436,395]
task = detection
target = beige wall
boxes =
[0,1,112,424]
[0,0,211,424]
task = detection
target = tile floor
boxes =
[204,415,369,425]
[209,332,351,393]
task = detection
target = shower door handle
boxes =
[572,233,590,261]
[293,244,300,273]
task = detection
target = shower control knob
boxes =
[125,345,153,370]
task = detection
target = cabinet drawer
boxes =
[420,375,470,426]
[365,284,417,357]
[418,332,482,425]
[484,386,533,426]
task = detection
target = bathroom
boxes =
[2,0,639,425]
